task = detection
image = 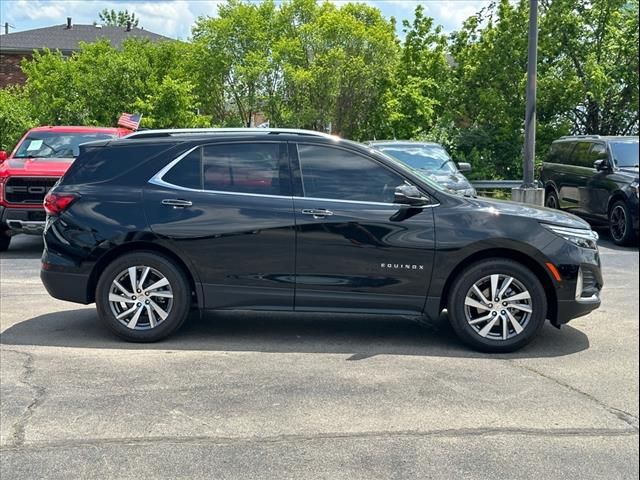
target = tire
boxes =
[608,200,637,247]
[0,225,10,252]
[447,258,547,353]
[545,189,559,209]
[96,251,191,342]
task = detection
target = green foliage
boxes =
[20,39,208,128]
[2,0,637,179]
[98,9,139,27]
[0,86,38,152]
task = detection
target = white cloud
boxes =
[1,0,490,39]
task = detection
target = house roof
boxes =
[0,23,173,54]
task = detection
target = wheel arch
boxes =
[437,248,558,323]
[87,241,201,307]
[607,191,628,214]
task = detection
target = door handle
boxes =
[161,199,193,208]
[301,208,333,218]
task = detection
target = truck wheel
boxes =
[96,251,192,342]
[447,259,547,353]
[0,225,10,252]
[609,200,637,247]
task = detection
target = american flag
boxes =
[117,113,142,130]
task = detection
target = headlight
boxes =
[541,224,599,250]
[463,187,477,197]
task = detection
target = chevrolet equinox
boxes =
[40,129,603,352]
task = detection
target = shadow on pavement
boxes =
[0,308,589,360]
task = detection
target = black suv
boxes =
[540,135,639,246]
[41,129,603,352]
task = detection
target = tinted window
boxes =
[163,148,202,189]
[572,142,593,168]
[589,143,608,162]
[202,143,281,195]
[63,144,171,184]
[548,141,575,164]
[297,144,404,203]
[14,131,116,159]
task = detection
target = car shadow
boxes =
[0,236,43,259]
[0,308,589,360]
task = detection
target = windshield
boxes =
[376,144,457,173]
[609,141,639,168]
[13,132,116,160]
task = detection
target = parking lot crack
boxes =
[510,361,639,431]
[3,348,47,447]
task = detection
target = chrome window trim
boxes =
[149,145,440,208]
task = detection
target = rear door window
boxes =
[202,143,283,195]
[162,148,202,190]
[571,142,593,168]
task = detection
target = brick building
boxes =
[0,18,172,88]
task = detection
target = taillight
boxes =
[43,192,78,215]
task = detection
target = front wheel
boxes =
[545,189,559,209]
[609,200,637,247]
[96,251,192,342]
[447,259,547,353]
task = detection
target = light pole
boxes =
[513,0,544,205]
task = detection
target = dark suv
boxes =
[41,129,603,352]
[540,135,639,246]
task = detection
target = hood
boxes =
[617,166,639,177]
[422,170,472,190]
[467,196,591,230]
[2,157,73,177]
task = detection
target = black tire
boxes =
[447,258,547,353]
[608,200,637,247]
[96,251,191,342]
[0,226,10,252]
[545,189,559,209]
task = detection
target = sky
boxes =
[0,0,492,40]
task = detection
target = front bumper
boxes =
[0,206,46,235]
[542,236,603,326]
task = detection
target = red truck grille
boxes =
[4,177,59,204]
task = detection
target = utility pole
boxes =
[512,0,544,205]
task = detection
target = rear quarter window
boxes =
[62,143,175,185]
[547,141,576,165]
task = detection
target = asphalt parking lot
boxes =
[1,233,638,479]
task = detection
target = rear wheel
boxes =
[0,224,11,252]
[447,259,547,353]
[96,251,191,342]
[608,200,637,247]
[545,189,559,209]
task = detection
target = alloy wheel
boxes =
[610,205,627,242]
[464,274,532,340]
[545,195,557,209]
[108,266,174,330]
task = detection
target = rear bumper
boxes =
[1,206,46,235]
[40,267,91,304]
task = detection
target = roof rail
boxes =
[558,134,601,139]
[123,128,337,140]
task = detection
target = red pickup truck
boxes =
[0,126,131,251]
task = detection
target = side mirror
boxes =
[593,159,610,171]
[394,184,430,207]
[457,162,472,173]
[0,150,7,163]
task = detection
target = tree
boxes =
[98,9,139,28]
[20,39,207,128]
[0,86,38,152]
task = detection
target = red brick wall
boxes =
[0,53,30,88]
